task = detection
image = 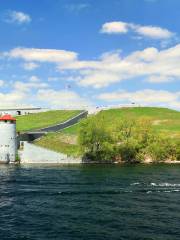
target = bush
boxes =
[78,116,115,162]
[78,115,179,163]
[146,136,177,162]
[117,140,142,163]
[174,140,180,161]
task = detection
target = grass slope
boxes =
[16,110,82,132]
[61,107,180,136]
[35,132,79,157]
[97,107,180,137]
[35,107,180,156]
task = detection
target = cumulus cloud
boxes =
[101,21,174,39]
[14,81,49,93]
[36,89,91,109]
[101,21,129,34]
[97,89,180,109]
[134,25,173,39]
[57,44,180,88]
[29,75,40,82]
[2,44,180,89]
[0,91,28,108]
[0,80,4,87]
[5,48,77,63]
[11,75,48,94]
[5,11,31,24]
[0,86,91,109]
[23,62,39,71]
[147,75,174,83]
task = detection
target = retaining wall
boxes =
[19,142,82,164]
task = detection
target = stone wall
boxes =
[19,142,82,164]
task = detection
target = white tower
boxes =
[0,115,16,164]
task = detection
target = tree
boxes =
[78,116,115,162]
[78,114,180,163]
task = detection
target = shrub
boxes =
[146,136,177,162]
[78,115,179,163]
[78,116,115,162]
[117,139,142,163]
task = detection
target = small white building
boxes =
[0,107,46,116]
[0,115,17,164]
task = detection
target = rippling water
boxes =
[0,164,180,240]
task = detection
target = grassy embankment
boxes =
[35,107,180,156]
[16,110,82,132]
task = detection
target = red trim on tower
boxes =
[0,114,16,121]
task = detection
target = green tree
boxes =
[78,114,180,163]
[78,116,115,162]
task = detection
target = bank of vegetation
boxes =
[79,115,180,163]
[35,107,180,163]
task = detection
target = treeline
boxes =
[78,115,180,163]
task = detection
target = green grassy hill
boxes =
[62,107,180,138]
[97,107,180,138]
[35,107,180,156]
[16,110,82,132]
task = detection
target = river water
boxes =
[0,164,180,240]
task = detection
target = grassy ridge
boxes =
[35,107,180,156]
[97,107,180,138]
[62,107,180,137]
[16,110,82,132]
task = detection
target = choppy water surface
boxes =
[0,164,180,240]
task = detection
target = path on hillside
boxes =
[18,110,88,144]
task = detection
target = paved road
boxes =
[17,110,88,144]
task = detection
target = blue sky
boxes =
[0,0,179,110]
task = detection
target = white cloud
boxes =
[0,83,91,109]
[14,80,48,93]
[6,48,77,63]
[0,91,28,108]
[5,11,31,24]
[97,89,180,109]
[37,89,91,109]
[147,75,174,83]
[29,75,40,82]
[101,20,174,39]
[57,44,180,88]
[101,21,129,34]
[23,62,39,70]
[2,44,180,89]
[0,80,4,87]
[134,25,173,39]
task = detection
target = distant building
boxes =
[0,107,47,116]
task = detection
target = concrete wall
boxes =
[19,142,82,164]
